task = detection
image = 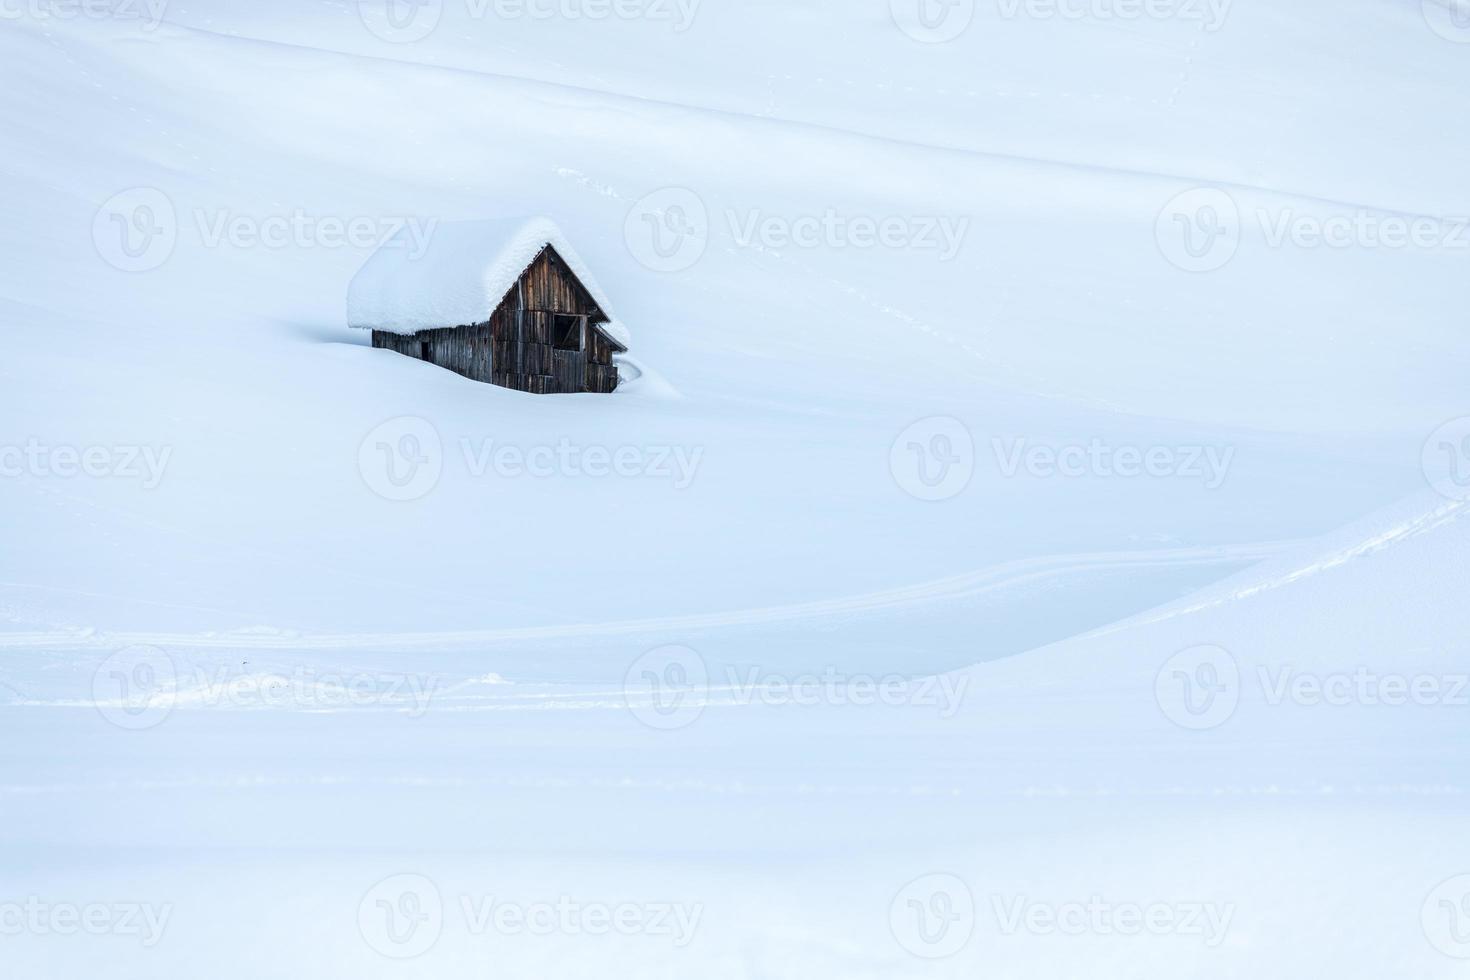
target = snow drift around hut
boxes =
[345,216,628,347]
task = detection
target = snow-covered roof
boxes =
[347,216,627,350]
[597,318,631,351]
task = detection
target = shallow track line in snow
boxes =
[1081,499,1470,640]
[0,541,1289,652]
[70,17,1470,225]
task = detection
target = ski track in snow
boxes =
[1082,498,1469,640]
[0,541,1289,652]
[1,772,1460,800]
[185,20,1462,222]
[50,16,1468,226]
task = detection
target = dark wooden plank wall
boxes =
[371,245,620,394]
[372,323,493,383]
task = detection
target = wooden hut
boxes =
[348,217,629,394]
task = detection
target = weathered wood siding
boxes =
[370,245,620,394]
[372,323,492,381]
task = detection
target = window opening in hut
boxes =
[552,314,584,352]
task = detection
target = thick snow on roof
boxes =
[347,217,626,349]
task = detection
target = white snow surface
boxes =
[346,215,628,347]
[2,3,1468,978]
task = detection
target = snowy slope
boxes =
[2,492,1467,979]
[2,5,1463,638]
[2,3,1469,978]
